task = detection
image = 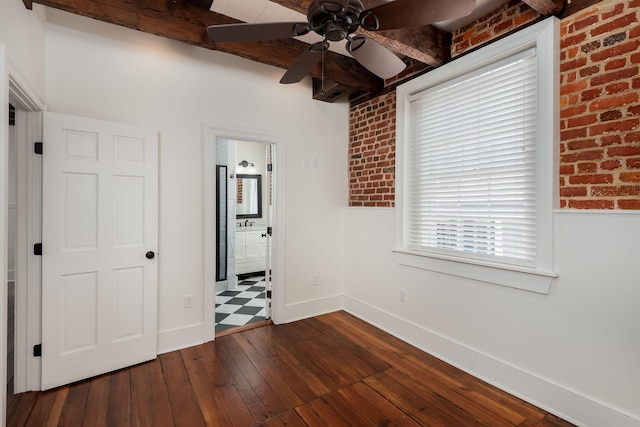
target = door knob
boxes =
[145,251,155,259]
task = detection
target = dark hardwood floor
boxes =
[7,311,574,426]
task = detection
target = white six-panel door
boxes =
[41,112,158,390]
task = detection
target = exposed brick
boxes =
[561,57,588,72]
[567,114,598,127]
[618,199,640,209]
[568,174,614,184]
[471,31,492,45]
[601,3,625,20]
[620,171,640,182]
[561,104,588,118]
[573,14,599,32]
[514,8,539,26]
[561,127,589,141]
[601,134,622,146]
[608,146,640,157]
[561,32,587,49]
[590,40,640,62]
[591,67,639,86]
[577,162,598,172]
[580,65,600,77]
[601,159,622,169]
[591,13,637,37]
[567,199,615,209]
[627,158,640,168]
[605,58,627,71]
[624,131,640,143]
[605,82,629,94]
[560,187,588,197]
[603,32,627,47]
[561,149,604,162]
[592,185,640,196]
[589,118,640,136]
[581,88,603,101]
[581,40,601,53]
[561,127,588,141]
[601,110,623,121]
[560,164,575,175]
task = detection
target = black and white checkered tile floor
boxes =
[215,276,267,333]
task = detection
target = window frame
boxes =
[395,17,559,294]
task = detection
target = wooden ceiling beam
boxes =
[522,0,565,15]
[270,0,451,66]
[28,0,383,93]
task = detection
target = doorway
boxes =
[202,124,285,341]
[215,140,273,334]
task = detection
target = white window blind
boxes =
[407,47,538,267]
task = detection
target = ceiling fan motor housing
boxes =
[308,0,364,41]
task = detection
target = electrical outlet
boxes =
[400,288,407,302]
[184,294,194,308]
[312,275,319,286]
[302,156,310,167]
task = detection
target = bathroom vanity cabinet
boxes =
[236,228,266,275]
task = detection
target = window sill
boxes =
[393,249,557,294]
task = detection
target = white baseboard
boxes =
[157,323,205,354]
[283,294,343,323]
[343,295,640,427]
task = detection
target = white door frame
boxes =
[7,65,46,398]
[202,124,286,340]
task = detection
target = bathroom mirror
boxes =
[236,174,262,219]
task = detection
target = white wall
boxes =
[343,208,640,426]
[0,1,46,101]
[44,9,349,347]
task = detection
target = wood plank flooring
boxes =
[7,311,575,426]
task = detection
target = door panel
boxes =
[41,112,158,390]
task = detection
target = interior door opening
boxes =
[214,139,274,336]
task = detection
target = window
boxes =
[395,18,559,294]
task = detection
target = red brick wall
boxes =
[348,0,640,210]
[451,0,541,58]
[559,0,640,209]
[349,92,396,207]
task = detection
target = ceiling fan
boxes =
[206,0,476,84]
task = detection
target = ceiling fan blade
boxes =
[280,42,328,84]
[361,0,476,31]
[346,36,406,80]
[207,22,310,42]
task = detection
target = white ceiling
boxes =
[209,0,509,55]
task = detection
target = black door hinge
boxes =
[33,344,42,357]
[266,290,272,299]
[34,142,43,155]
[267,163,272,171]
[34,243,42,256]
[266,227,272,236]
